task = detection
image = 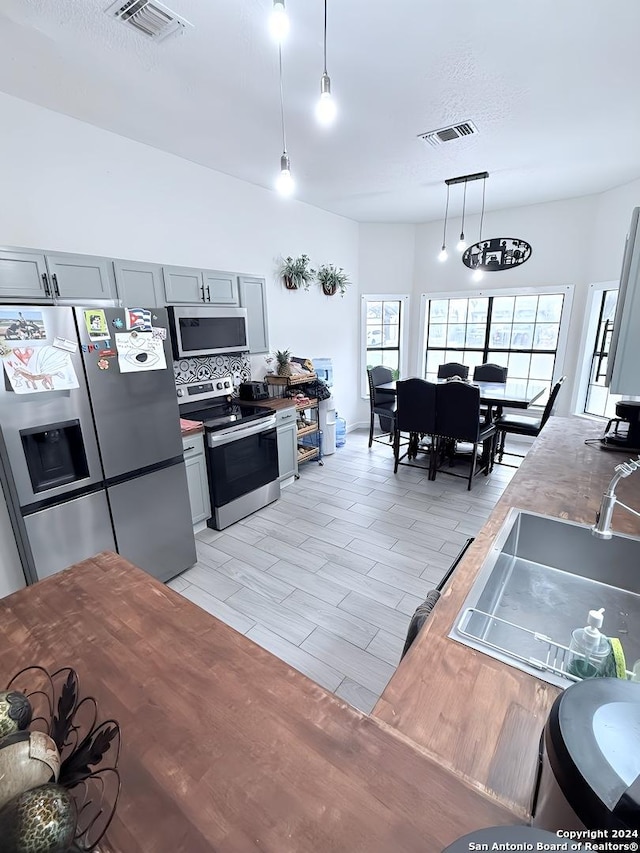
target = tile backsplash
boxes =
[173,353,251,388]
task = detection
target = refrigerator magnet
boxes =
[83,309,110,342]
[97,359,109,371]
[112,318,124,329]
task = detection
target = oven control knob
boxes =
[224,380,231,388]
[216,382,223,390]
[177,389,183,397]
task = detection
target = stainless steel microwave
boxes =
[168,305,249,359]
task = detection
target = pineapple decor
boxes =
[276,349,292,377]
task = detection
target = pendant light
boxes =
[316,0,336,126]
[275,45,294,196]
[438,183,450,262]
[472,176,486,281]
[456,179,467,252]
[269,0,289,42]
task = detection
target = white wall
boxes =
[0,91,361,428]
[357,186,639,421]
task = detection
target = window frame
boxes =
[361,293,409,397]
[571,280,622,419]
[418,284,574,404]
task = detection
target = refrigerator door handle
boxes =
[52,273,61,298]
[41,273,51,297]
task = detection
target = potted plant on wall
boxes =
[279,255,315,291]
[316,263,350,297]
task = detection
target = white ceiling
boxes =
[1,0,639,223]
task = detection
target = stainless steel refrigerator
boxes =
[0,304,196,583]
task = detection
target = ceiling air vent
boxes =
[105,0,192,41]
[418,121,478,147]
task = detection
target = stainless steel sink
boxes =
[450,509,640,688]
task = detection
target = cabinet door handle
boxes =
[183,446,195,452]
[206,285,211,302]
[52,273,61,298]
[200,284,206,302]
[41,273,51,297]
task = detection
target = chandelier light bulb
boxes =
[276,153,294,196]
[472,268,484,282]
[316,73,337,126]
[456,233,467,252]
[438,246,448,263]
[269,0,289,42]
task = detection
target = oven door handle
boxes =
[206,415,277,448]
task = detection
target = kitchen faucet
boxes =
[592,455,640,539]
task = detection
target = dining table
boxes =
[375,378,546,421]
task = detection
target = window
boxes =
[583,288,621,418]
[422,288,572,406]
[362,295,408,395]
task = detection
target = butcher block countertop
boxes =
[373,415,640,818]
[179,417,204,437]
[0,553,515,853]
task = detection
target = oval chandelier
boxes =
[437,172,532,278]
[462,237,532,271]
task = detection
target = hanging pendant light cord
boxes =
[461,180,467,235]
[278,44,287,152]
[442,184,450,247]
[479,176,486,241]
[323,0,328,73]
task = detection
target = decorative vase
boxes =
[0,731,61,810]
[322,282,337,296]
[283,275,298,291]
[0,692,32,739]
[0,784,77,853]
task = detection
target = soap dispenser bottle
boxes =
[567,608,611,679]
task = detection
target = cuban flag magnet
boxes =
[125,308,153,332]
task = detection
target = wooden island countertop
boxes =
[373,415,640,818]
[0,556,515,852]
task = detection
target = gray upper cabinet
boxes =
[113,260,163,308]
[0,250,50,301]
[238,275,269,354]
[163,266,205,304]
[202,270,239,305]
[46,253,116,301]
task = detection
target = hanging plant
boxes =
[278,255,315,291]
[316,263,350,297]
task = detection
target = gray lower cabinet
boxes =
[0,250,50,301]
[202,270,238,304]
[46,253,116,301]
[238,275,269,353]
[276,407,298,482]
[183,434,211,524]
[113,260,163,308]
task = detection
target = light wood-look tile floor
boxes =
[169,429,526,713]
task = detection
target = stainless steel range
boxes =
[177,378,280,530]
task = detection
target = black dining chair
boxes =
[366,366,397,448]
[437,362,469,380]
[473,363,508,383]
[393,378,437,475]
[433,381,497,490]
[495,376,566,464]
